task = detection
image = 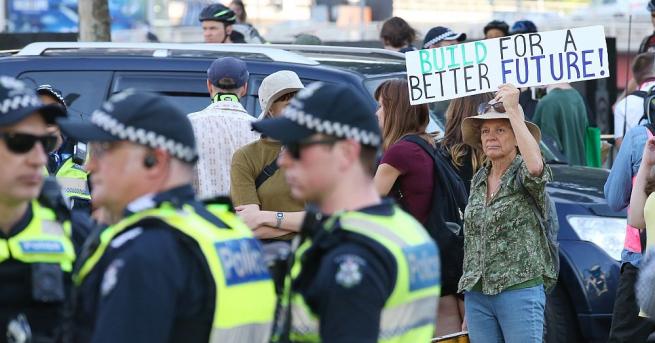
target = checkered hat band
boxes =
[37,86,66,107]
[282,106,381,146]
[0,94,40,115]
[423,31,459,48]
[90,110,198,162]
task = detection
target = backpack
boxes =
[515,173,560,292]
[628,84,655,134]
[399,135,469,292]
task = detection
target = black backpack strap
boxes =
[401,134,436,158]
[255,157,280,189]
[631,90,648,98]
[644,123,655,136]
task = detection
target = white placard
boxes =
[405,26,610,105]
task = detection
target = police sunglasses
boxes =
[284,137,342,160]
[0,132,58,154]
[477,101,506,115]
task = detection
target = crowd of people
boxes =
[2,1,655,343]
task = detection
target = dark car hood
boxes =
[547,164,611,207]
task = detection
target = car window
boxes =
[364,74,405,98]
[111,72,210,115]
[18,71,113,120]
[110,72,305,117]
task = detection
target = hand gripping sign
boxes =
[405,26,609,105]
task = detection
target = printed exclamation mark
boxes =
[599,48,605,76]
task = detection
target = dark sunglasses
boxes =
[284,137,342,159]
[477,101,506,115]
[0,132,58,154]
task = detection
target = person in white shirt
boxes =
[614,52,655,148]
[187,57,259,199]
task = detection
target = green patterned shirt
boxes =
[458,155,556,295]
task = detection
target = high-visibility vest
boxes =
[274,207,441,343]
[74,202,276,342]
[55,158,90,202]
[0,201,75,272]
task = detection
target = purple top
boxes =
[381,140,434,224]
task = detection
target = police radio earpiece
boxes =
[143,154,157,169]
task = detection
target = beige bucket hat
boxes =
[461,104,541,150]
[258,70,304,119]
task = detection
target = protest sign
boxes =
[405,26,609,105]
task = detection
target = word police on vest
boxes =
[215,238,271,286]
[404,243,441,291]
[20,240,65,253]
[405,26,609,105]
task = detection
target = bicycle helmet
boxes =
[510,20,538,35]
[199,4,237,25]
[484,20,510,36]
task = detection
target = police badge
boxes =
[335,255,364,288]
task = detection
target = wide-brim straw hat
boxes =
[461,105,541,150]
[257,70,304,119]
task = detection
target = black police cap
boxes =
[0,76,66,127]
[252,82,381,147]
[36,84,67,109]
[57,90,198,163]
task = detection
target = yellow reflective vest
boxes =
[274,207,441,343]
[0,201,75,272]
[55,158,91,202]
[74,202,276,342]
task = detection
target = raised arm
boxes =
[496,84,543,176]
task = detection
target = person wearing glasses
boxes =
[0,76,91,343]
[58,90,275,343]
[253,82,441,343]
[36,85,91,212]
[458,84,555,342]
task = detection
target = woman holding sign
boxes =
[459,84,557,342]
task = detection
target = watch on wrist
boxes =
[275,212,284,229]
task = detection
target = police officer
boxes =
[58,90,276,343]
[252,83,441,342]
[36,85,91,212]
[0,76,91,343]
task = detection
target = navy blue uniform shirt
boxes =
[291,200,398,343]
[73,185,225,343]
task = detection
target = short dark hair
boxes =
[483,20,509,36]
[632,52,655,85]
[359,145,379,177]
[380,17,416,49]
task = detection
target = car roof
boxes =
[9,42,407,78]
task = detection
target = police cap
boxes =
[0,76,66,127]
[36,84,67,109]
[251,82,381,147]
[57,90,198,163]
